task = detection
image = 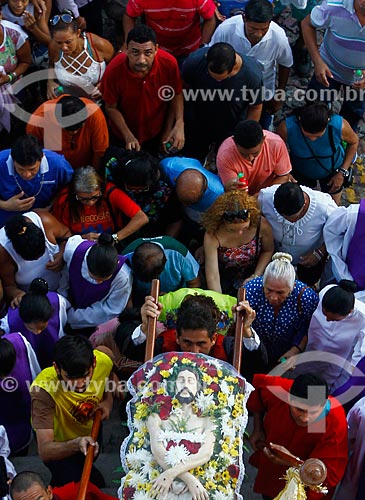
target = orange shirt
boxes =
[26,96,109,169]
[216,132,292,195]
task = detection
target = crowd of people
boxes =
[0,0,365,498]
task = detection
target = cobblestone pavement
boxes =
[277,10,365,206]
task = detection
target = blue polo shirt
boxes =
[160,156,224,222]
[0,149,73,228]
[123,236,200,297]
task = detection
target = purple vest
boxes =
[346,199,365,289]
[0,333,33,453]
[69,240,126,309]
[7,292,61,369]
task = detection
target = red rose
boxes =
[210,383,220,393]
[227,464,240,478]
[180,440,201,454]
[166,440,177,451]
[123,486,136,499]
[206,365,218,377]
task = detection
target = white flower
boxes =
[204,466,216,481]
[206,358,223,370]
[195,392,215,412]
[125,471,147,488]
[220,380,232,395]
[145,366,156,379]
[214,492,232,500]
[227,393,235,408]
[164,444,190,466]
[133,491,153,500]
[126,449,153,469]
[170,405,183,418]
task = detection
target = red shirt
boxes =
[52,183,141,235]
[247,374,348,499]
[126,0,216,56]
[100,50,182,144]
[53,482,117,499]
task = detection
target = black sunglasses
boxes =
[223,209,250,222]
[50,13,74,25]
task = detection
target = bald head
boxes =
[175,169,206,206]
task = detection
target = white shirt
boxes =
[323,203,359,283]
[306,285,365,391]
[258,185,338,265]
[131,324,261,351]
[209,16,292,97]
[58,235,133,329]
[336,397,365,500]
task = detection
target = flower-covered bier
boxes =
[119,351,253,500]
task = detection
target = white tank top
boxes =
[0,211,61,291]
[54,33,106,97]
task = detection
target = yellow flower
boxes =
[160,370,170,378]
[205,481,215,490]
[233,438,240,447]
[202,374,213,384]
[217,369,223,378]
[155,360,163,366]
[232,478,238,488]
[230,448,239,457]
[137,484,144,490]
[215,472,222,482]
[150,470,159,480]
[182,358,192,364]
[221,443,229,453]
[232,410,238,418]
[171,398,180,408]
[170,356,178,363]
[222,471,230,483]
[135,403,149,419]
[236,394,244,402]
[218,392,228,405]
[204,388,214,395]
[145,483,152,491]
[196,467,205,476]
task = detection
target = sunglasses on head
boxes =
[76,193,101,202]
[223,209,250,222]
[50,13,74,25]
[124,183,150,193]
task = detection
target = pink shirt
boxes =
[216,132,292,195]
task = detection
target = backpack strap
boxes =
[104,184,119,232]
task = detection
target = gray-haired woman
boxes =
[243,252,319,369]
[52,166,148,246]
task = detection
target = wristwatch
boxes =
[338,168,349,177]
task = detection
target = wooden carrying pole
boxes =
[232,287,246,373]
[145,279,160,362]
[76,408,102,500]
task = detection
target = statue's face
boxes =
[175,369,198,404]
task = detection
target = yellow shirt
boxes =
[31,350,113,442]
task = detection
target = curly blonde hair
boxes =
[201,190,260,233]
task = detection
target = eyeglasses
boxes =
[75,193,102,203]
[124,184,150,193]
[223,209,250,222]
[50,13,74,25]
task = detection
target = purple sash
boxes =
[69,240,126,309]
[346,199,365,289]
[0,333,33,453]
[7,292,61,369]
